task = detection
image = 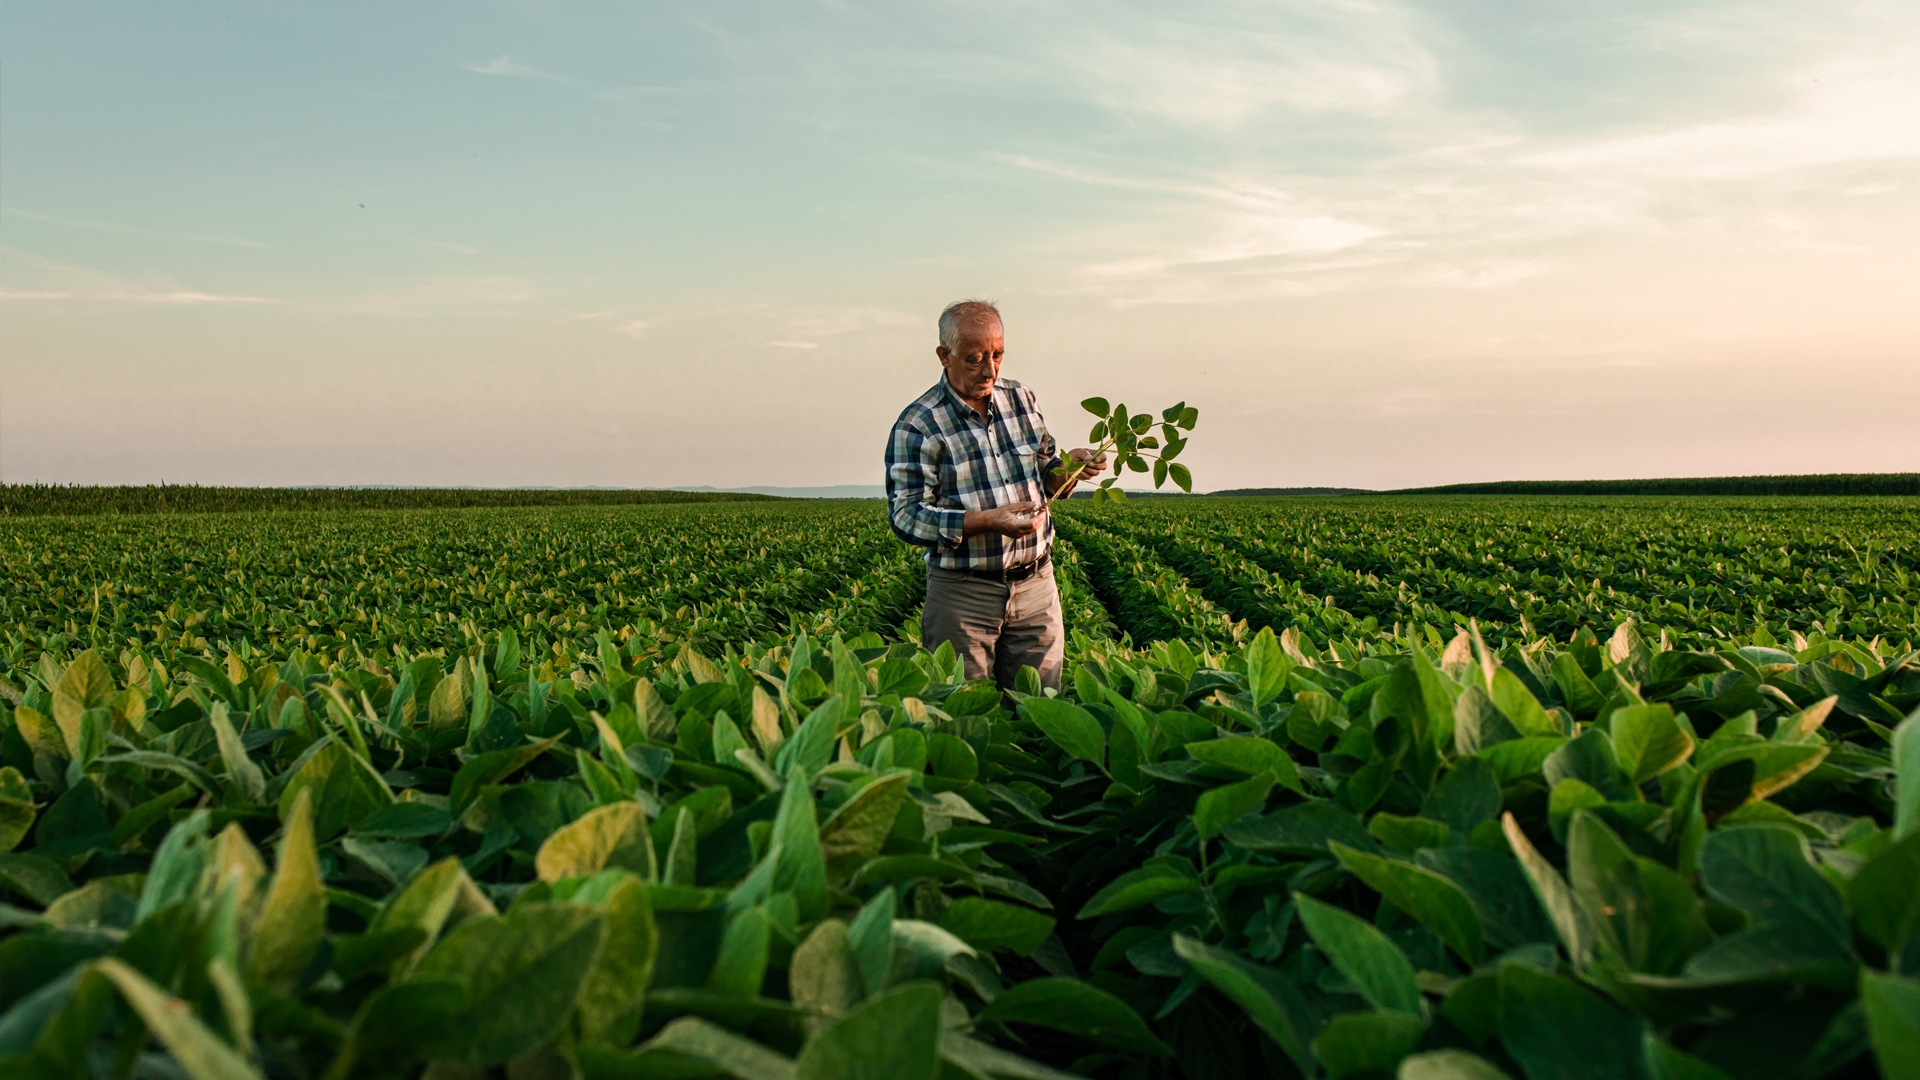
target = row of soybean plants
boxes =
[1,502,922,673]
[4,602,1920,1078]
[1151,497,1920,648]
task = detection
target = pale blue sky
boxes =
[4,2,1916,489]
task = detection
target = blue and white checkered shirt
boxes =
[885,377,1064,571]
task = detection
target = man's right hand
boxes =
[963,502,1041,539]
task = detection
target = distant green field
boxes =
[2,495,1917,1079]
[0,483,773,517]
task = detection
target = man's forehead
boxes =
[952,315,1004,342]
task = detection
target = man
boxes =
[884,299,1107,690]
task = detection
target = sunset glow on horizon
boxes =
[4,2,1916,491]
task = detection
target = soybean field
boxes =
[3,494,1920,1080]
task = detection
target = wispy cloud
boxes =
[0,289,271,304]
[3,208,266,249]
[463,55,572,82]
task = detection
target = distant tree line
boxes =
[1393,474,1920,496]
[0,484,777,517]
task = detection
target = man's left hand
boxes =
[1067,447,1109,481]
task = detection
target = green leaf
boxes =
[1294,893,1421,1014]
[1421,757,1502,835]
[1316,1010,1428,1078]
[1896,709,1920,840]
[791,918,862,1021]
[1611,704,1695,784]
[277,738,392,840]
[1850,830,1920,954]
[939,897,1055,955]
[535,801,655,883]
[1861,970,1920,1080]
[771,765,829,920]
[1565,811,1708,975]
[1497,965,1647,1080]
[246,788,325,992]
[1400,1050,1514,1080]
[1171,934,1313,1073]
[974,977,1170,1056]
[1369,814,1451,852]
[1417,848,1556,952]
[1187,736,1289,775]
[1697,824,1848,943]
[1333,841,1484,964]
[368,857,491,978]
[1178,406,1198,429]
[447,734,561,820]
[1195,771,1276,841]
[634,1016,798,1080]
[798,981,943,1080]
[415,904,608,1065]
[209,702,264,802]
[93,958,263,1080]
[708,906,772,995]
[0,852,74,907]
[665,807,699,886]
[778,695,844,781]
[1641,1036,1731,1080]
[819,772,910,883]
[1081,397,1110,417]
[1225,801,1378,856]
[1490,667,1561,738]
[1076,865,1203,919]
[1169,463,1192,492]
[0,767,36,853]
[1020,697,1105,768]
[1501,812,1592,967]
[559,870,658,1044]
[1245,627,1292,708]
[847,890,896,998]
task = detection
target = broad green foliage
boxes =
[0,496,1918,1078]
[1056,398,1199,506]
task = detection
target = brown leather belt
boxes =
[961,552,1052,583]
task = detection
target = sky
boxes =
[3,1,1916,491]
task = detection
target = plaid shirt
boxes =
[885,376,1064,571]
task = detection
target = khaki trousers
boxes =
[921,562,1065,691]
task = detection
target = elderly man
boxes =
[884,300,1107,690]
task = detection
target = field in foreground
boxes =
[2,496,1919,1080]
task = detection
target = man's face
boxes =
[936,317,1005,401]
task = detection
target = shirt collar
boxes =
[937,374,1001,423]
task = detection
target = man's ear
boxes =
[935,345,950,364]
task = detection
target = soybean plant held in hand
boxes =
[1050,397,1199,507]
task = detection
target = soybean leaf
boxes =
[1334,842,1484,964]
[1077,866,1204,919]
[1295,893,1421,1014]
[974,977,1171,1056]
[639,1016,798,1080]
[247,789,325,992]
[1850,831,1920,955]
[1697,825,1849,944]
[1498,965,1648,1080]
[1196,771,1276,842]
[93,958,263,1080]
[1316,1011,1428,1079]
[1171,934,1313,1073]
[939,897,1055,956]
[534,801,655,883]
[414,904,608,1066]
[819,773,911,883]
[1861,970,1920,1080]
[1020,698,1105,769]
[1400,1050,1514,1080]
[798,981,943,1080]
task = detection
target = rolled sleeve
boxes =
[885,420,967,551]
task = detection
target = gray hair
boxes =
[937,299,1002,351]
